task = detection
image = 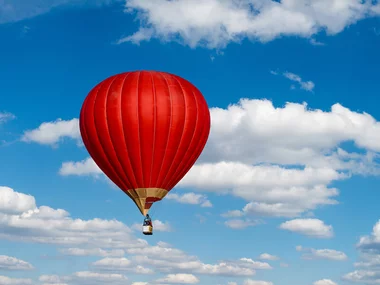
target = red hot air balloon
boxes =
[79,71,211,234]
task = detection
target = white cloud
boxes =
[59,157,102,176]
[314,279,337,285]
[71,271,128,285]
[40,271,129,285]
[152,220,173,232]
[40,97,380,234]
[166,192,212,207]
[55,99,380,220]
[177,99,380,218]
[280,71,315,92]
[134,255,258,276]
[0,112,15,124]
[21,118,80,146]
[344,220,380,282]
[59,248,125,257]
[156,273,199,284]
[130,244,271,277]
[91,257,154,274]
[0,187,271,281]
[122,0,380,49]
[356,220,380,253]
[90,257,154,274]
[0,186,36,214]
[126,242,190,261]
[243,280,273,285]
[181,163,342,218]
[0,186,146,250]
[181,163,342,190]
[271,70,315,92]
[239,258,272,270]
[201,99,380,164]
[0,276,32,285]
[241,194,337,218]
[296,246,347,261]
[279,219,333,238]
[259,253,279,261]
[224,219,263,230]
[0,255,34,270]
[343,269,380,284]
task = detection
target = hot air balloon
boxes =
[79,71,211,235]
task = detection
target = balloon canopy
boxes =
[79,71,211,216]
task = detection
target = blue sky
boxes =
[1,1,380,285]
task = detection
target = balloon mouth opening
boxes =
[127,188,169,216]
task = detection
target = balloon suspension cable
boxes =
[149,199,162,220]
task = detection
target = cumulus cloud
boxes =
[356,220,380,253]
[121,0,380,49]
[0,186,36,214]
[135,254,260,276]
[21,118,80,146]
[344,220,380,283]
[0,187,274,281]
[55,99,380,167]
[296,246,347,261]
[155,273,199,284]
[55,98,380,219]
[91,257,154,274]
[178,99,380,218]
[279,219,333,238]
[181,163,342,192]
[202,99,380,163]
[62,159,344,219]
[0,186,146,249]
[126,242,190,261]
[314,280,337,285]
[166,192,212,207]
[59,157,102,176]
[131,246,272,277]
[181,163,342,219]
[0,255,34,270]
[43,242,272,279]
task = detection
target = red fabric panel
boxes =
[80,71,211,198]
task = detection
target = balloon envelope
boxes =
[79,71,211,215]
